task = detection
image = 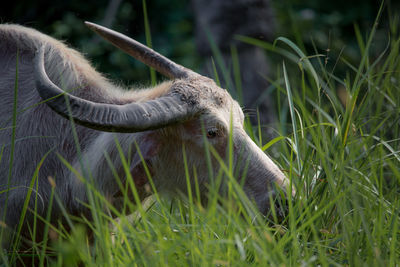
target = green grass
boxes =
[2,10,400,266]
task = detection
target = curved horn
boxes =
[34,47,195,132]
[85,21,196,79]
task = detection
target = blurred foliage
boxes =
[1,0,398,85]
[273,0,399,77]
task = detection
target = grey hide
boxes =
[0,24,289,246]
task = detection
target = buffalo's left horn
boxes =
[85,21,197,79]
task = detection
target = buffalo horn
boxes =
[34,47,195,132]
[85,21,196,79]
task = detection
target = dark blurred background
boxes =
[1,0,398,125]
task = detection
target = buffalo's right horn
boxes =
[34,47,196,132]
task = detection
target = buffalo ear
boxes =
[130,133,160,188]
[112,133,160,210]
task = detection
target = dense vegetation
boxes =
[1,1,400,266]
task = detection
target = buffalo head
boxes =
[34,22,290,215]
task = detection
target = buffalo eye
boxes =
[207,128,218,138]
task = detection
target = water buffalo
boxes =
[0,22,289,246]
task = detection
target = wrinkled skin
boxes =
[71,77,289,215]
[150,77,288,213]
[79,77,289,215]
